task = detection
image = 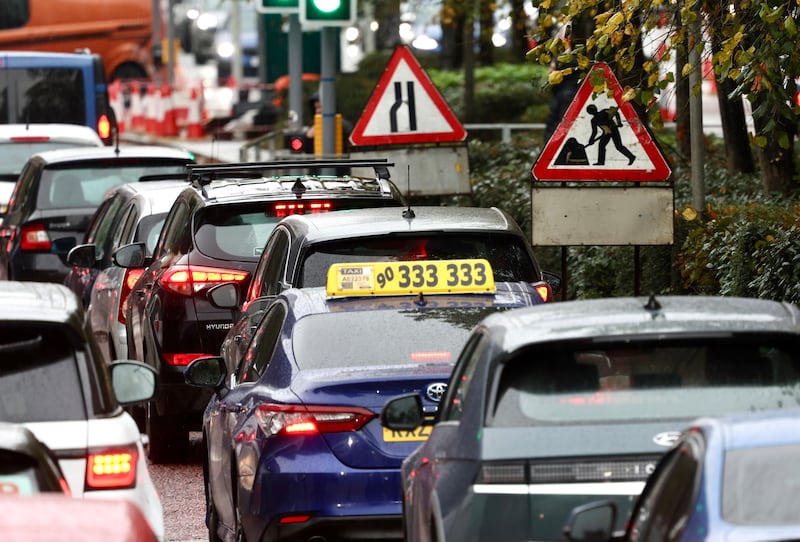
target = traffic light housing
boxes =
[301,0,355,27]
[258,0,299,13]
[284,130,308,153]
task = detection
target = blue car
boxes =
[184,258,546,542]
[564,407,800,542]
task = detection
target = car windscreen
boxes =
[36,161,188,209]
[490,336,800,426]
[292,307,503,370]
[0,68,86,125]
[722,443,800,525]
[299,233,539,287]
[0,325,87,422]
[0,141,97,176]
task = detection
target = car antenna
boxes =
[644,294,661,311]
[402,164,415,219]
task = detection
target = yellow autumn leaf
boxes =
[549,71,564,85]
[681,63,693,77]
[622,87,637,102]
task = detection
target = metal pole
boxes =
[289,14,303,128]
[689,17,705,213]
[166,0,176,86]
[232,0,243,88]
[320,26,336,155]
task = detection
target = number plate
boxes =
[383,424,434,442]
[327,259,496,297]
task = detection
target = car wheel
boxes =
[145,402,188,463]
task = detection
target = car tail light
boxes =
[97,113,112,141]
[273,201,333,218]
[254,403,375,437]
[279,515,312,524]
[531,280,553,303]
[85,445,138,490]
[19,223,51,251]
[159,265,249,296]
[162,353,208,366]
[119,268,144,324]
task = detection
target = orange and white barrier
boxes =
[185,86,205,139]
[129,81,145,132]
[159,82,179,137]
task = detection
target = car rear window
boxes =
[292,307,503,370]
[0,326,87,422]
[0,451,49,495]
[37,162,188,209]
[0,141,97,176]
[723,444,800,525]
[0,68,86,125]
[491,337,800,426]
[299,233,539,286]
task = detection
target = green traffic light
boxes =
[313,0,341,12]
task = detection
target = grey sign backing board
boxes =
[350,145,470,196]
[532,186,674,246]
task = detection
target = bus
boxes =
[0,0,155,81]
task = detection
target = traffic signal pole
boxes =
[320,26,337,156]
[289,14,304,128]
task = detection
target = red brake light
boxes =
[273,201,332,218]
[19,223,51,251]
[254,403,375,437]
[162,353,208,366]
[10,136,50,142]
[86,445,138,490]
[279,515,312,524]
[97,114,112,140]
[159,265,249,296]
[119,268,145,324]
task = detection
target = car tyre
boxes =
[145,402,188,463]
[206,473,223,542]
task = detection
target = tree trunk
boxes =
[373,0,401,50]
[509,0,527,62]
[478,0,494,65]
[674,44,691,160]
[715,77,755,174]
[753,107,795,194]
[463,0,475,122]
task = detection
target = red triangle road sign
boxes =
[532,62,671,182]
[350,46,466,147]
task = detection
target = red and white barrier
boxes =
[185,86,205,139]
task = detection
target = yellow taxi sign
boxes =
[326,259,496,297]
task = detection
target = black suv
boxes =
[113,158,406,462]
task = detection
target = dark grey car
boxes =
[381,295,800,542]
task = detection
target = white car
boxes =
[0,123,103,215]
[0,281,164,541]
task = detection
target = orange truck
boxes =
[0,0,156,81]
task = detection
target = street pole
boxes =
[166,0,175,87]
[320,26,336,155]
[232,0,243,88]
[289,14,304,128]
[689,17,705,214]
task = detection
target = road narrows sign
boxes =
[349,46,466,146]
[532,62,671,182]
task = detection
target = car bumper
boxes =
[239,439,403,541]
[10,251,70,282]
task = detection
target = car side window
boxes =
[628,432,704,542]
[112,203,138,253]
[237,302,286,383]
[8,162,35,216]
[439,332,489,423]
[156,200,190,257]
[255,228,290,298]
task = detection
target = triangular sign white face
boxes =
[532,62,671,182]
[350,46,466,146]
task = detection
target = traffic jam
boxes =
[2,1,800,541]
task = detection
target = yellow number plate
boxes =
[383,424,434,442]
[326,259,496,297]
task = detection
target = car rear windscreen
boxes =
[491,336,800,426]
[0,326,86,422]
[37,162,188,209]
[293,307,505,370]
[299,233,539,286]
[0,68,86,125]
[0,141,97,176]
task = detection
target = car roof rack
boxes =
[187,158,395,184]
